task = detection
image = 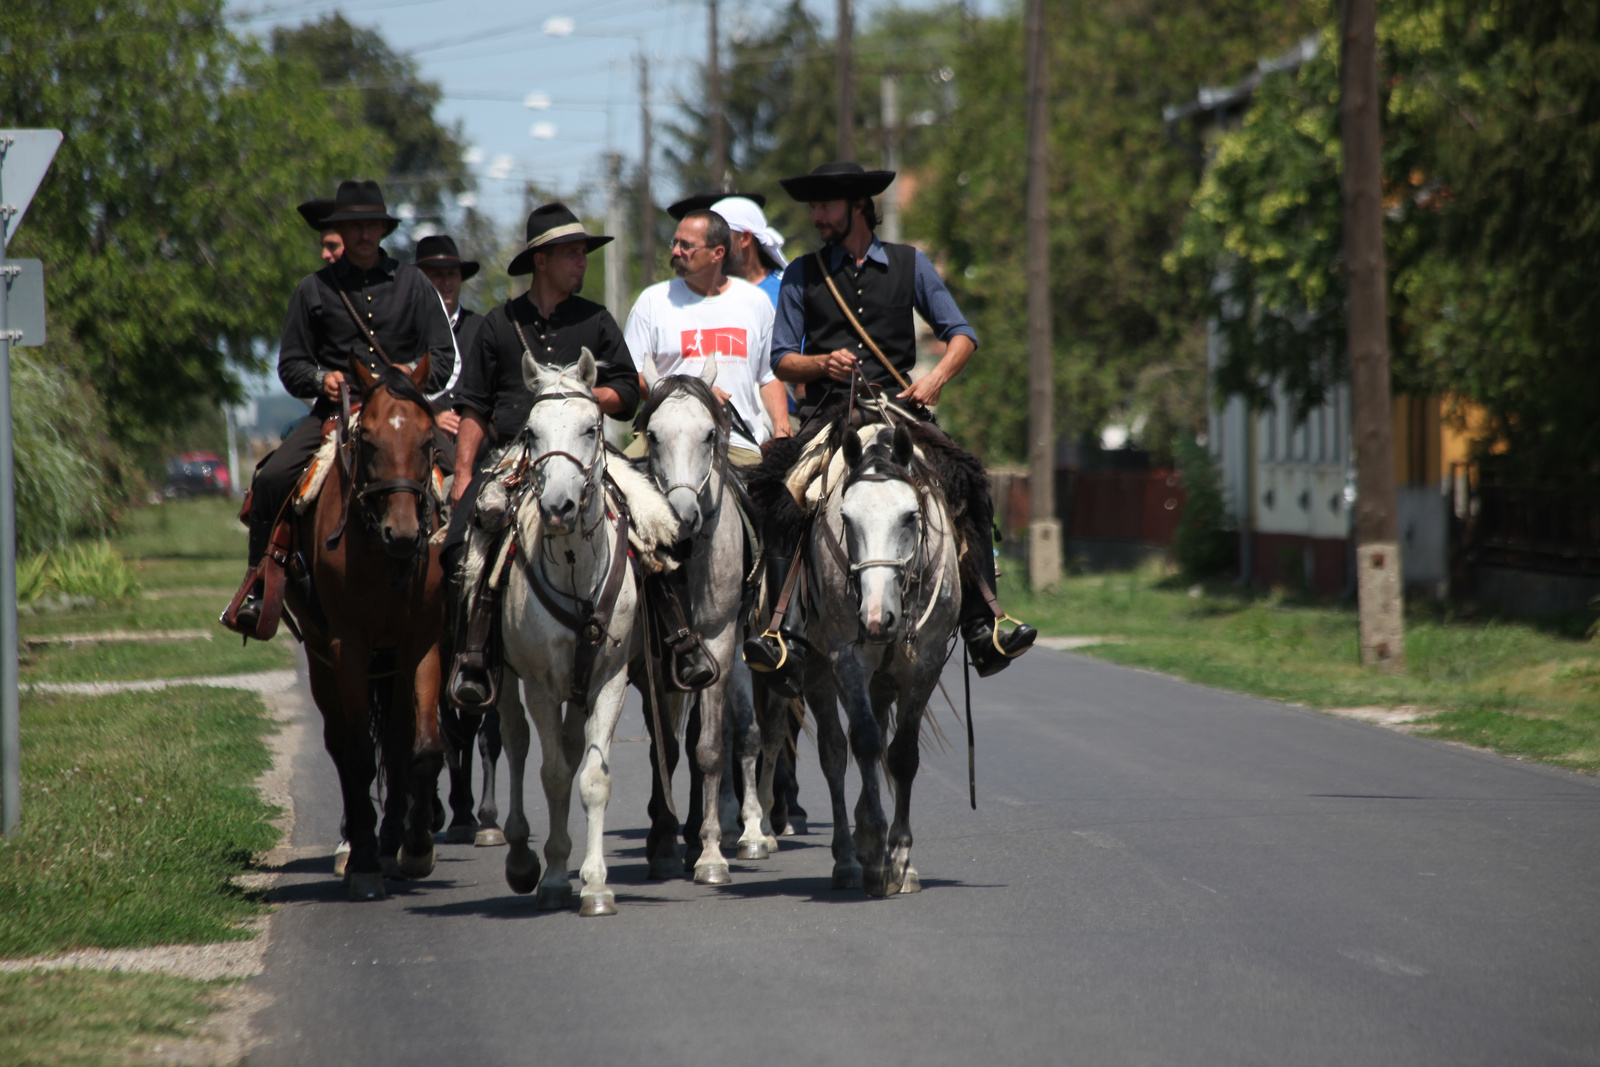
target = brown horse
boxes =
[287,356,446,902]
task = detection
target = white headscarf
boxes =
[710,196,789,270]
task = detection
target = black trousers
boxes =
[247,413,327,566]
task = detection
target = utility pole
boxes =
[880,73,901,242]
[1341,0,1403,671]
[1024,0,1059,592]
[604,151,628,323]
[638,51,655,287]
[707,0,727,190]
[837,0,855,160]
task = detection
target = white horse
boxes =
[495,350,673,916]
[633,358,770,884]
[803,421,961,896]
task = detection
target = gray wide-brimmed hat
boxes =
[414,234,480,281]
[667,190,767,220]
[778,161,895,203]
[319,180,402,235]
[506,202,612,276]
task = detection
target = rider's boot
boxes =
[446,541,500,710]
[742,548,807,699]
[958,544,1037,677]
[649,570,715,691]
[223,517,272,635]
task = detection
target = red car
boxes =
[164,451,231,497]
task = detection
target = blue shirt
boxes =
[768,238,978,372]
[756,270,783,308]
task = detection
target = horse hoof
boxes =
[863,868,894,898]
[694,864,732,886]
[579,893,617,917]
[778,823,795,837]
[332,843,351,877]
[763,834,780,853]
[505,849,541,895]
[647,857,686,880]
[735,840,769,861]
[899,868,922,893]
[379,854,401,879]
[787,814,808,836]
[831,866,863,891]
[474,827,507,848]
[534,884,572,911]
[397,843,435,879]
[439,823,476,845]
[347,871,387,901]
[720,833,740,852]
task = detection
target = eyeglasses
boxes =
[669,239,707,252]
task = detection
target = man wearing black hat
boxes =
[443,203,646,707]
[226,180,458,634]
[748,161,1037,683]
[414,233,480,438]
[296,198,344,265]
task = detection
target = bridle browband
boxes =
[325,379,439,562]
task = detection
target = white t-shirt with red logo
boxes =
[623,276,777,452]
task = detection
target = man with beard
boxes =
[743,161,1037,690]
[224,180,458,636]
[443,203,644,707]
[624,208,790,465]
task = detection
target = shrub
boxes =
[1172,435,1234,578]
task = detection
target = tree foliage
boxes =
[1174,0,1600,486]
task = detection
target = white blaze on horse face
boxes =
[841,476,920,642]
[389,413,405,431]
[526,367,601,535]
[651,392,718,535]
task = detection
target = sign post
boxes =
[2,129,62,837]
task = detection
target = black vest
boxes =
[802,242,918,389]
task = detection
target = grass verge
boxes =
[1003,566,1600,774]
[0,686,275,958]
[0,970,224,1066]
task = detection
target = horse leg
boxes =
[319,646,385,901]
[496,677,542,896]
[781,697,808,832]
[691,683,732,886]
[717,724,742,853]
[528,683,581,909]
[846,670,895,897]
[728,669,771,859]
[884,678,930,896]
[683,697,704,869]
[642,670,684,879]
[754,691,785,847]
[474,704,506,847]
[439,703,480,843]
[807,670,859,890]
[395,643,444,879]
[575,670,629,915]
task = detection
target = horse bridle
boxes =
[326,381,439,555]
[522,388,606,531]
[640,385,727,516]
[825,459,928,606]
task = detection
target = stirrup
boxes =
[992,613,1028,658]
[744,628,789,673]
[448,653,499,710]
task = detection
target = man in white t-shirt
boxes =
[624,209,791,465]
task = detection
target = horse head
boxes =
[521,346,602,536]
[349,356,436,560]
[637,357,725,536]
[839,423,921,644]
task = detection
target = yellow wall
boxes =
[1391,394,1490,486]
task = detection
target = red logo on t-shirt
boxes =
[681,327,747,361]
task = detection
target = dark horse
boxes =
[288,357,447,901]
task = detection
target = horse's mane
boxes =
[365,365,434,415]
[634,374,730,440]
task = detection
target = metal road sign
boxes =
[1,260,45,346]
[1,130,62,247]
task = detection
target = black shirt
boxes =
[453,293,640,443]
[432,306,483,413]
[277,253,457,413]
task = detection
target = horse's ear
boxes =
[842,427,863,469]
[892,423,915,469]
[699,355,718,388]
[642,356,661,394]
[350,358,378,395]
[577,347,598,389]
[522,348,541,393]
[408,354,431,390]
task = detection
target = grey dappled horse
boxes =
[802,422,960,896]
[632,359,773,884]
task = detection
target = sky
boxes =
[225,0,1001,228]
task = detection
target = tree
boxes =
[0,0,384,459]
[271,15,473,225]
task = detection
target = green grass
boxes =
[1004,566,1600,773]
[0,687,275,958]
[0,970,224,1066]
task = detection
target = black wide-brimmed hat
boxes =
[778,161,895,203]
[667,190,767,220]
[319,180,402,234]
[506,202,612,276]
[296,197,337,232]
[414,234,480,281]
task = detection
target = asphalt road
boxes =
[248,647,1600,1066]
